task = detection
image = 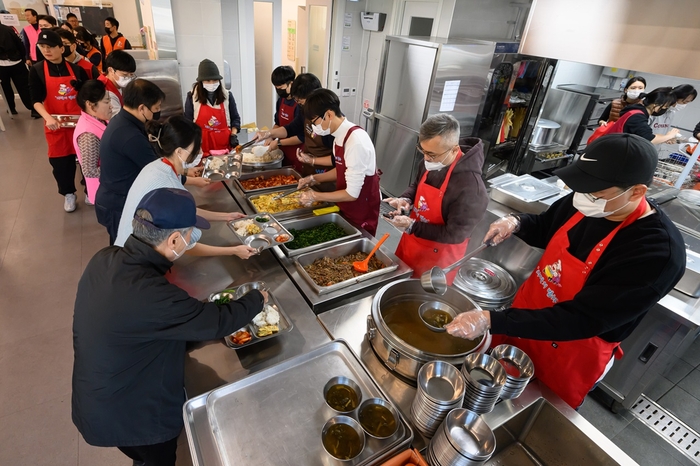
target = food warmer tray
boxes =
[279,213,362,257]
[294,238,399,295]
[209,283,294,349]
[227,213,294,251]
[240,148,284,170]
[493,174,561,202]
[235,167,301,194]
[202,154,242,181]
[245,187,331,221]
[203,340,413,466]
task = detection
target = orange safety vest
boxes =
[103,35,127,56]
[85,47,102,73]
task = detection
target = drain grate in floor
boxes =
[631,394,700,464]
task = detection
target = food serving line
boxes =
[176,163,637,465]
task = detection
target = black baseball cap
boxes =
[135,188,210,230]
[554,133,658,193]
[37,30,62,47]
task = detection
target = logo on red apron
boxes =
[543,259,562,286]
[206,116,221,129]
[56,83,74,100]
[534,260,561,304]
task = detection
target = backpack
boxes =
[587,110,644,144]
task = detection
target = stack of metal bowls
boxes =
[411,361,465,438]
[453,258,517,311]
[460,353,506,414]
[490,344,535,399]
[426,408,496,466]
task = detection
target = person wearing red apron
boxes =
[31,30,88,212]
[297,89,381,236]
[444,134,687,409]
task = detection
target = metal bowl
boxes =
[234,281,268,299]
[417,361,465,405]
[208,291,235,303]
[462,353,507,389]
[443,408,496,460]
[357,397,399,439]
[321,415,366,462]
[418,301,457,332]
[323,376,362,414]
[490,344,534,381]
[244,234,271,249]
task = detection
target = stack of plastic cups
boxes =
[460,353,506,415]
[426,408,496,466]
[410,361,465,438]
[490,344,535,400]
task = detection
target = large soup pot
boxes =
[366,279,491,381]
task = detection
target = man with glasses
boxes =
[56,28,98,79]
[384,113,489,278]
[96,78,165,244]
[98,49,136,118]
[296,89,381,235]
[445,133,686,409]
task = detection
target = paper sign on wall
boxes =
[344,13,353,28]
[287,20,296,61]
[342,36,351,52]
[0,14,19,28]
[439,80,461,112]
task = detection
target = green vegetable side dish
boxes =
[286,223,348,250]
[214,294,232,305]
[255,216,269,223]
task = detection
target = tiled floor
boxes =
[0,106,698,465]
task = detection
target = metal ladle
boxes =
[420,242,493,295]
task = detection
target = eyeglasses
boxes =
[116,70,137,79]
[416,144,456,160]
[582,187,630,203]
[311,113,326,125]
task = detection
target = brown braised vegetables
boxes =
[303,252,385,287]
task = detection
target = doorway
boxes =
[254,1,274,127]
[305,0,332,86]
[400,1,439,37]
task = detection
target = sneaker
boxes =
[64,193,77,212]
[84,196,94,206]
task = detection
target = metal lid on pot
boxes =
[535,118,561,129]
[454,258,517,306]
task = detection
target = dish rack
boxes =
[654,147,700,189]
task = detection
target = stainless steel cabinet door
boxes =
[373,117,421,197]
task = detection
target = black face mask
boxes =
[276,88,288,99]
[151,111,161,121]
[652,107,668,117]
[62,48,72,58]
[104,27,112,35]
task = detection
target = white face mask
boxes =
[424,160,446,171]
[178,149,202,170]
[203,82,220,92]
[672,103,687,112]
[312,113,331,137]
[572,187,632,218]
[626,89,643,100]
[116,75,134,88]
[170,234,188,260]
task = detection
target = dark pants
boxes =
[117,436,178,466]
[0,62,32,112]
[95,203,122,245]
[48,155,77,196]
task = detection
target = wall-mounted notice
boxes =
[344,12,353,28]
[342,36,351,52]
[439,80,461,112]
[287,20,296,61]
[0,14,19,28]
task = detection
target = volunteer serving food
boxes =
[296,89,381,236]
[384,114,489,279]
[445,134,686,409]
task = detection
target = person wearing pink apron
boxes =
[297,89,380,235]
[445,134,686,409]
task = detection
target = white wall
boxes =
[221,0,243,112]
[170,0,225,104]
[550,61,604,89]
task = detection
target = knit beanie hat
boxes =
[197,59,222,81]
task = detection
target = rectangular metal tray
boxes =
[246,187,331,221]
[205,340,413,466]
[235,167,301,194]
[494,174,561,202]
[294,238,399,295]
[213,284,293,349]
[279,213,361,258]
[227,213,294,251]
[203,155,242,181]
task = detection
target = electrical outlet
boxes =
[351,88,357,96]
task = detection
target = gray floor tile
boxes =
[681,336,700,368]
[678,368,700,400]
[659,387,700,433]
[578,396,632,438]
[644,376,675,401]
[666,359,695,384]
[612,419,685,466]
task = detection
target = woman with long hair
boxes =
[619,87,680,145]
[598,76,646,126]
[75,26,102,72]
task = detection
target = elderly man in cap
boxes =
[445,133,686,409]
[72,187,266,466]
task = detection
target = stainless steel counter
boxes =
[317,295,637,465]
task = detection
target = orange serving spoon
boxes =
[353,233,390,273]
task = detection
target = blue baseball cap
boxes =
[135,188,210,230]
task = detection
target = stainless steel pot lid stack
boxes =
[410,361,465,438]
[460,353,506,415]
[453,258,517,310]
[490,344,535,400]
[426,408,496,466]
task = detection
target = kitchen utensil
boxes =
[490,344,534,399]
[460,353,507,414]
[411,361,465,438]
[354,233,390,273]
[530,119,560,147]
[234,138,258,152]
[427,408,495,465]
[227,213,295,251]
[453,258,517,310]
[420,243,492,295]
[358,398,400,439]
[323,376,363,414]
[418,301,457,332]
[272,186,307,200]
[321,415,366,461]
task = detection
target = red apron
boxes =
[335,126,380,236]
[395,151,469,280]
[75,56,95,79]
[195,101,231,156]
[43,61,80,158]
[277,98,302,169]
[492,198,649,408]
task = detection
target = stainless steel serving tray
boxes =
[204,340,413,466]
[246,187,331,221]
[241,148,284,170]
[280,213,361,257]
[294,238,399,295]
[214,282,293,349]
[203,155,242,181]
[493,174,561,202]
[235,167,301,194]
[51,114,80,128]
[227,213,294,251]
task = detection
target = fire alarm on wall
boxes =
[361,12,386,32]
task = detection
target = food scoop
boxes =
[418,301,457,332]
[353,233,389,273]
[420,242,493,295]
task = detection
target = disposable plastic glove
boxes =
[445,311,490,340]
[297,175,318,189]
[299,190,316,207]
[483,215,519,245]
[384,215,414,232]
[384,197,412,213]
